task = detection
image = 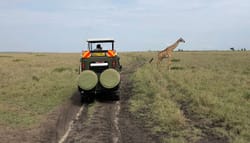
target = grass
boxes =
[53,67,73,73]
[129,51,250,143]
[12,59,25,62]
[0,53,80,127]
[1,51,249,143]
[0,55,12,58]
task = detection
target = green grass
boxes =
[0,53,79,127]
[129,51,250,143]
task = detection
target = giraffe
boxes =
[157,38,185,70]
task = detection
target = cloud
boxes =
[0,0,250,52]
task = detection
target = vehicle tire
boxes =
[81,95,91,103]
[81,94,95,103]
[113,90,120,101]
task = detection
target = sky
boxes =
[0,0,250,52]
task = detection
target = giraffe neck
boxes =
[167,40,180,51]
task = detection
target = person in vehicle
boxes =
[95,44,102,51]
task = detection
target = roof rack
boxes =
[87,38,114,43]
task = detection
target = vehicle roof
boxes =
[87,38,114,43]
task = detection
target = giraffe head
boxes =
[178,37,185,43]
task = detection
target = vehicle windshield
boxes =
[89,43,114,51]
[87,39,115,51]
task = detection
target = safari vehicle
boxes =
[78,38,122,101]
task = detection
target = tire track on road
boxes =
[57,66,159,143]
[58,105,85,143]
[112,101,121,143]
[63,100,121,143]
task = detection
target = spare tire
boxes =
[100,69,120,89]
[78,70,98,91]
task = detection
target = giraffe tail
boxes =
[149,58,154,63]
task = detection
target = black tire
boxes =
[113,94,120,101]
[112,90,120,101]
[80,95,87,103]
[81,94,94,104]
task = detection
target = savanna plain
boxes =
[0,51,249,143]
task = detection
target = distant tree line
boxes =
[175,48,248,52]
[230,47,247,51]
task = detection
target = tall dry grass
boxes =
[129,51,250,143]
[0,53,80,127]
[1,51,249,143]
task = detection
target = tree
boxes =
[230,47,235,51]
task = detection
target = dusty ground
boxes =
[0,67,159,143]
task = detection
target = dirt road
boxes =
[0,65,159,143]
[58,71,158,143]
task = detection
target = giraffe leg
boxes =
[167,58,171,71]
[157,60,161,71]
[157,57,161,68]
